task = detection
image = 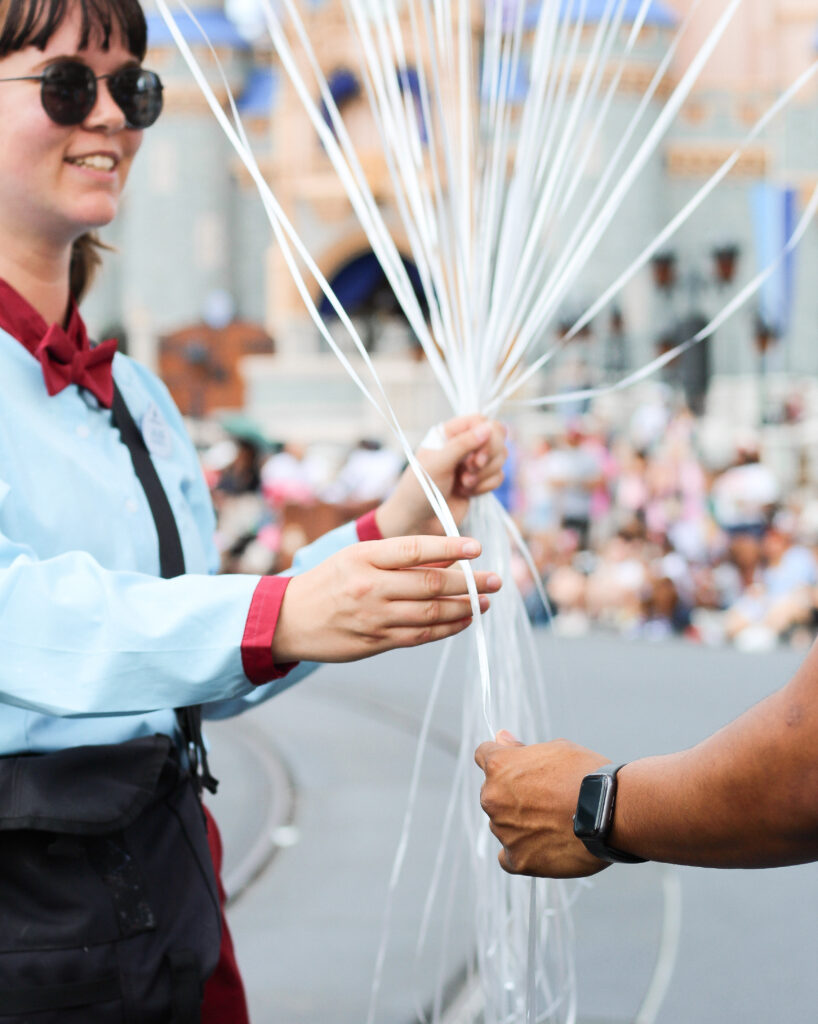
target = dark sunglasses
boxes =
[0,60,163,129]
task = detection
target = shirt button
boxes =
[125,499,139,513]
[76,425,90,439]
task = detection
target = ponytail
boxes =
[69,232,111,302]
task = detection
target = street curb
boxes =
[216,720,296,905]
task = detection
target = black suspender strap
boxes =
[110,385,218,795]
[111,387,185,579]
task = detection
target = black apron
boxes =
[0,385,221,1021]
[0,736,221,1022]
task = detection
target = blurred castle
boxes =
[82,0,818,437]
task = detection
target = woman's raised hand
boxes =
[272,536,501,664]
[375,416,507,538]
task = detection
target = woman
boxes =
[0,0,506,1018]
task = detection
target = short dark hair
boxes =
[0,0,147,60]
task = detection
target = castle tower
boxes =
[264,0,477,356]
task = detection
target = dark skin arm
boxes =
[475,641,818,878]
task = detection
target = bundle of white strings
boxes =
[155,0,818,1019]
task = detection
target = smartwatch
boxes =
[573,763,646,864]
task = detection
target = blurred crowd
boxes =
[201,432,403,575]
[201,391,818,651]
[512,398,818,650]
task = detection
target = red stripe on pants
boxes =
[202,806,251,1024]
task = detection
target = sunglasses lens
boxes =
[41,63,96,126]
[108,68,163,129]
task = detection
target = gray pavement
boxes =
[204,633,818,1023]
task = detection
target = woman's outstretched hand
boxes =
[375,416,507,538]
[273,536,502,663]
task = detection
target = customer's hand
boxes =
[376,416,507,538]
[273,536,502,663]
[475,732,611,879]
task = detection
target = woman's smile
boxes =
[64,149,121,183]
[65,151,119,173]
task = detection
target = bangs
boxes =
[0,0,147,59]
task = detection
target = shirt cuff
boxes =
[241,576,299,686]
[356,509,383,541]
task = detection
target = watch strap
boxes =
[576,763,646,864]
[580,835,647,864]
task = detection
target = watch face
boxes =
[574,775,608,838]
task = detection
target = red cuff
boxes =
[241,576,299,686]
[356,509,383,541]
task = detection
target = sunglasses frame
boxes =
[0,59,163,129]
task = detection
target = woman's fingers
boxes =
[471,471,506,496]
[383,566,502,601]
[387,594,491,627]
[274,535,501,664]
[460,451,506,491]
[461,429,504,472]
[420,418,503,479]
[388,616,475,649]
[365,535,481,571]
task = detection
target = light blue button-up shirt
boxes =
[0,325,356,755]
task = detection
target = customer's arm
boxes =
[475,640,818,877]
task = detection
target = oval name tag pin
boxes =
[140,403,174,460]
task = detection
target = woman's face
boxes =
[0,5,143,249]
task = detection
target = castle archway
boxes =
[318,248,428,355]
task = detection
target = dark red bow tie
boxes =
[35,324,117,409]
[0,278,117,409]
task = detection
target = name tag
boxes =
[140,403,174,460]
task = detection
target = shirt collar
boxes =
[0,277,89,358]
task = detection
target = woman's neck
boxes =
[0,244,72,327]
